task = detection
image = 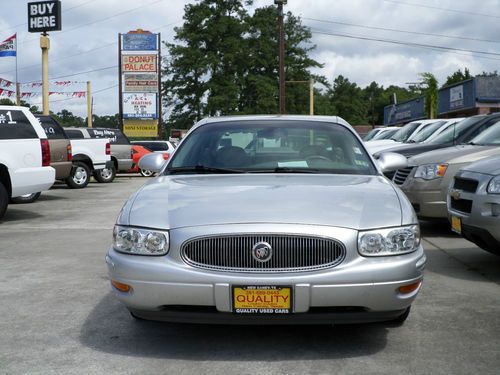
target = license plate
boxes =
[451,216,462,234]
[232,286,292,314]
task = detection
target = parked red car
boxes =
[128,145,169,177]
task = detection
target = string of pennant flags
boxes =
[0,77,87,99]
[0,87,86,98]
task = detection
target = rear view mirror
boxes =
[138,153,167,173]
[377,152,407,173]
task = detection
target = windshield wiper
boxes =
[167,165,246,174]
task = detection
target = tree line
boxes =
[3,0,499,129]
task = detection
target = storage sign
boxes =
[123,93,157,119]
[122,55,157,72]
[28,1,62,33]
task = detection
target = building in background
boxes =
[438,77,500,118]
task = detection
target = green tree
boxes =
[162,1,324,128]
[444,68,471,87]
[52,109,85,127]
[420,72,438,119]
[328,75,367,124]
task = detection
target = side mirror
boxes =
[138,153,167,173]
[377,152,407,173]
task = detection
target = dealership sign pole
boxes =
[119,29,161,138]
[27,0,62,115]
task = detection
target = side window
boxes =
[0,110,38,139]
[65,129,84,139]
[37,117,67,140]
[476,119,500,137]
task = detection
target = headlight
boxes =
[358,225,420,257]
[113,225,169,255]
[487,176,500,194]
[414,163,448,180]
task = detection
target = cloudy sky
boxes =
[0,0,498,117]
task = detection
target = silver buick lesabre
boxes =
[106,115,426,325]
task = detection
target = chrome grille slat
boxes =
[181,234,346,273]
[393,167,414,186]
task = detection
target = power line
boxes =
[382,0,500,19]
[310,29,500,61]
[304,17,500,44]
[21,0,167,45]
[2,0,99,34]
[0,20,180,76]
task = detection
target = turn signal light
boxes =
[398,281,421,294]
[111,280,132,293]
[105,142,111,155]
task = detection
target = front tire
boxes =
[139,169,155,177]
[11,192,41,204]
[66,162,90,189]
[94,165,116,183]
[0,181,8,219]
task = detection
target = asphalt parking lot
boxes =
[1,176,499,375]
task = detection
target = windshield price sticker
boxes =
[233,286,292,314]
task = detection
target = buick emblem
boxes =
[252,241,273,262]
[450,189,461,200]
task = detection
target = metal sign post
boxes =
[28,0,61,115]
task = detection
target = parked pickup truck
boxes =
[65,127,133,182]
[64,128,113,188]
[0,106,55,219]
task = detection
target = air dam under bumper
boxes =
[106,246,426,324]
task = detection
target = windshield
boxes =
[427,116,485,145]
[167,120,377,175]
[470,120,500,145]
[391,122,421,142]
[363,128,381,141]
[407,121,445,143]
[134,142,170,152]
[372,128,396,140]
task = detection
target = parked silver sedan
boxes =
[106,115,426,325]
[448,154,500,255]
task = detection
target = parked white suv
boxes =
[0,106,55,219]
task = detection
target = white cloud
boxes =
[0,0,498,117]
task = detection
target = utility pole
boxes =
[275,0,287,114]
[40,33,50,115]
[87,81,92,127]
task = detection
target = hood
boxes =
[408,145,499,166]
[461,154,500,175]
[374,143,447,158]
[124,174,404,230]
[365,141,402,155]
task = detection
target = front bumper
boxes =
[106,224,426,324]
[400,165,461,219]
[447,170,500,254]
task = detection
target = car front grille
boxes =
[393,167,414,186]
[453,177,479,193]
[181,234,346,273]
[450,198,473,214]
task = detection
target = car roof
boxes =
[194,115,350,128]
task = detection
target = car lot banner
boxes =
[119,30,161,138]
